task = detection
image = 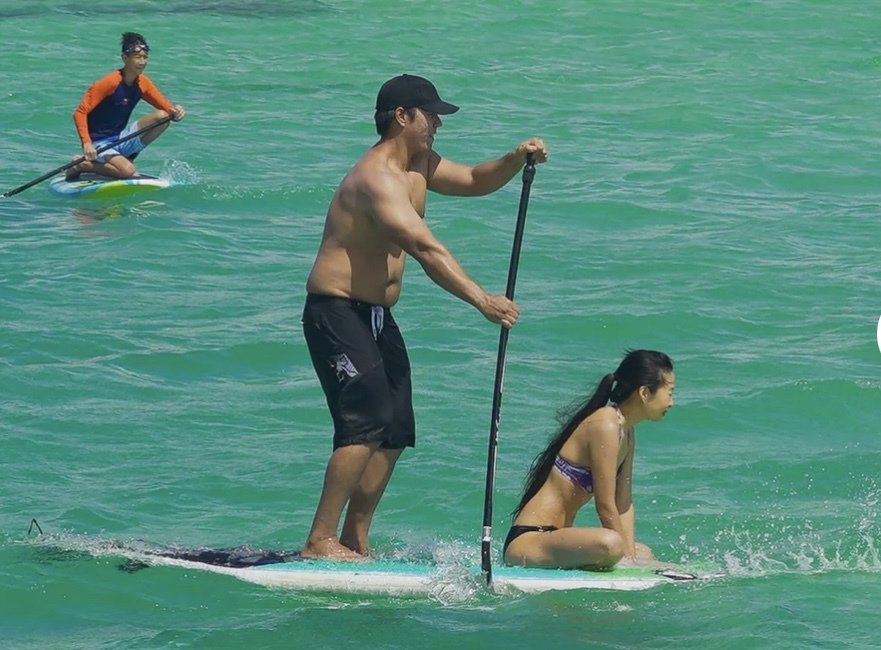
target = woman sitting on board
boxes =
[504,349,675,570]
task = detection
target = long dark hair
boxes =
[512,349,673,518]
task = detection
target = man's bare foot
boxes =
[301,536,367,561]
[339,535,369,557]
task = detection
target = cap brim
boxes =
[420,100,459,115]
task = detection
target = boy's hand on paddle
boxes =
[83,143,97,161]
[170,104,186,121]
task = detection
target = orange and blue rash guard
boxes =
[72,70,174,146]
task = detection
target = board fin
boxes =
[653,568,698,581]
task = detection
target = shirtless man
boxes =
[301,74,548,559]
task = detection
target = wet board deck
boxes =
[125,547,711,595]
[48,173,170,199]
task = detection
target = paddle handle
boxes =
[2,114,173,198]
[480,154,536,587]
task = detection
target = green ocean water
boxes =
[1,0,879,648]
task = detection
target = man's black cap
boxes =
[375,74,459,115]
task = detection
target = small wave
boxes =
[689,484,881,578]
[160,159,202,186]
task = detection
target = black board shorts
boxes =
[302,293,415,450]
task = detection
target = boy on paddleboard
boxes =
[65,32,185,181]
[301,74,548,560]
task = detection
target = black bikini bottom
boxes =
[503,524,559,555]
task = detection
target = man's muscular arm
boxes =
[367,170,519,327]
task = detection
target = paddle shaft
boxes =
[481,154,536,587]
[2,115,173,198]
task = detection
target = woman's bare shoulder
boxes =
[574,406,621,440]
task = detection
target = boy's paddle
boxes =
[481,153,536,587]
[1,115,173,199]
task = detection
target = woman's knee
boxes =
[597,529,625,565]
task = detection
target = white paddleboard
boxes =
[125,548,711,595]
[48,173,170,199]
